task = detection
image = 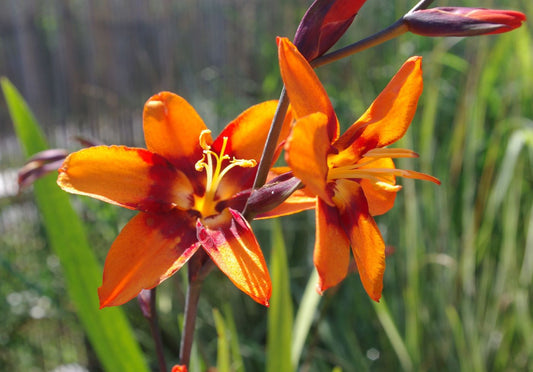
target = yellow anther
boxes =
[198,129,212,150]
[193,132,257,218]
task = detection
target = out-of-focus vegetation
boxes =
[1,0,531,371]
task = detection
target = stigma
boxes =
[194,130,257,217]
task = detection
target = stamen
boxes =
[363,148,419,159]
[194,131,257,217]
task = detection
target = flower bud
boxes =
[404,7,526,37]
[235,172,303,216]
[293,0,367,61]
[18,149,68,190]
[137,289,153,319]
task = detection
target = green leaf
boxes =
[222,303,245,372]
[213,308,231,372]
[1,77,149,372]
[292,269,321,367]
[266,220,293,372]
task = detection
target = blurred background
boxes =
[1,0,532,371]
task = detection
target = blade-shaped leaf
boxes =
[1,77,149,372]
[266,220,293,372]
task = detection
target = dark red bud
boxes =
[18,149,68,190]
[404,7,526,37]
[137,289,153,319]
[245,172,303,217]
[293,0,367,61]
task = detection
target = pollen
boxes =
[194,130,257,218]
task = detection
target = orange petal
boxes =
[278,37,338,141]
[358,157,398,216]
[98,211,200,308]
[285,112,334,205]
[314,198,351,293]
[214,100,291,164]
[335,56,423,155]
[197,209,271,306]
[143,92,209,170]
[256,190,316,219]
[213,101,292,200]
[334,179,385,301]
[57,146,194,212]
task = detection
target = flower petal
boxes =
[334,179,385,301]
[358,157,398,216]
[212,101,293,200]
[334,56,423,156]
[197,209,271,306]
[278,37,338,141]
[286,112,333,205]
[98,211,200,308]
[314,198,351,293]
[214,100,291,164]
[143,92,209,170]
[57,146,194,212]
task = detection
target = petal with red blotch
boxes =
[314,198,351,293]
[334,57,423,156]
[57,146,194,213]
[285,112,333,205]
[213,103,294,201]
[98,211,200,308]
[197,209,271,306]
[278,37,338,141]
[334,179,385,301]
[214,101,292,164]
[143,92,209,169]
[358,157,399,216]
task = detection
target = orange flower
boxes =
[58,92,292,307]
[278,38,440,301]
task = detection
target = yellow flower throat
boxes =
[194,130,256,218]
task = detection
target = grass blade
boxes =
[266,220,293,372]
[1,77,149,372]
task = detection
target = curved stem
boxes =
[311,20,409,68]
[179,276,203,367]
[243,87,289,217]
[244,0,435,211]
[149,289,167,372]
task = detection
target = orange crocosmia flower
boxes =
[57,92,293,308]
[278,38,440,301]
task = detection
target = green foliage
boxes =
[1,0,531,371]
[266,220,293,372]
[1,78,149,372]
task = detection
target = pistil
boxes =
[195,130,257,217]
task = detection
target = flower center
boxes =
[194,129,257,218]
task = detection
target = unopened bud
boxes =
[293,0,367,61]
[404,7,526,37]
[137,289,153,319]
[18,149,68,190]
[244,172,303,217]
